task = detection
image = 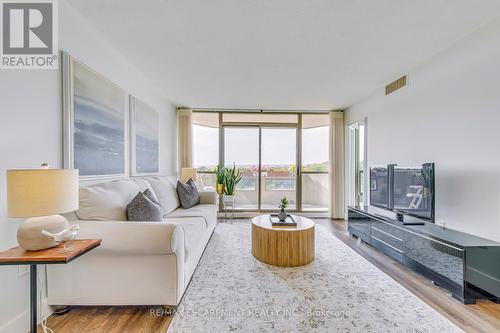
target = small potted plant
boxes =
[215,165,225,194]
[223,163,242,202]
[278,196,289,221]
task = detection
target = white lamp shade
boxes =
[7,169,79,218]
[181,168,197,182]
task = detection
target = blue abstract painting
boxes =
[73,61,126,176]
[133,98,159,174]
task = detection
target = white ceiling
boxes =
[68,0,500,110]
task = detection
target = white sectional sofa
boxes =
[47,176,217,307]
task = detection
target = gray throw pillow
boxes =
[176,178,200,209]
[143,188,160,205]
[126,191,163,222]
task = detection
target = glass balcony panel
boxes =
[302,173,329,211]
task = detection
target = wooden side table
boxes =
[252,214,315,267]
[0,239,101,333]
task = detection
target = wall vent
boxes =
[385,75,407,95]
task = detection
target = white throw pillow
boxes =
[76,179,142,221]
[144,176,180,215]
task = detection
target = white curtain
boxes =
[329,111,345,219]
[177,108,193,173]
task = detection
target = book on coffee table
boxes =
[269,214,297,227]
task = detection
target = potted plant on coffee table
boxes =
[278,196,289,221]
[215,165,225,194]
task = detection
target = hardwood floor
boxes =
[42,218,500,333]
[41,306,172,333]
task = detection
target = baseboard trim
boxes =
[0,297,53,333]
[0,311,26,333]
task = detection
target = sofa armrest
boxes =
[74,220,185,255]
[198,190,217,205]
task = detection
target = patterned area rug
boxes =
[168,221,462,332]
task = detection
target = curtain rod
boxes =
[177,107,342,113]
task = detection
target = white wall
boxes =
[346,16,500,242]
[0,2,176,332]
[60,2,177,175]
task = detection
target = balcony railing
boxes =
[198,173,329,211]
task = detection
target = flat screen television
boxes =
[392,163,435,222]
[369,165,390,209]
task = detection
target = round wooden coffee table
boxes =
[251,214,315,267]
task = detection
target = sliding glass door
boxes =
[223,126,259,210]
[223,125,297,211]
[192,111,330,213]
[261,127,297,210]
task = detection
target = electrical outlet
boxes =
[18,265,29,277]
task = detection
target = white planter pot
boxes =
[222,195,235,203]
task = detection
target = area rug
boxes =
[168,221,462,332]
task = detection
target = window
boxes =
[224,127,259,209]
[192,112,219,171]
[190,111,331,212]
[192,112,219,190]
[222,113,298,124]
[198,173,216,191]
[302,114,329,172]
[261,127,297,209]
[301,114,329,211]
[237,177,257,191]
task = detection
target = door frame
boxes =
[347,118,368,207]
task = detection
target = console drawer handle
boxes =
[371,227,403,242]
[371,236,403,254]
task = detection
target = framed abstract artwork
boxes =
[130,96,160,175]
[62,52,128,178]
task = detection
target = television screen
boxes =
[392,163,434,221]
[370,166,389,209]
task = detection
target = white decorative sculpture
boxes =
[41,224,80,244]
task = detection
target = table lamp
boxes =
[181,167,197,183]
[7,167,79,251]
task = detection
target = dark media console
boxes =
[348,206,500,304]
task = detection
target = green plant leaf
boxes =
[215,165,225,184]
[278,196,289,209]
[223,163,241,195]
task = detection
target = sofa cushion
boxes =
[198,191,217,205]
[166,204,217,230]
[163,216,207,261]
[126,191,162,222]
[144,177,180,215]
[131,178,156,193]
[75,219,184,255]
[76,179,141,221]
[176,179,200,209]
[132,179,161,206]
